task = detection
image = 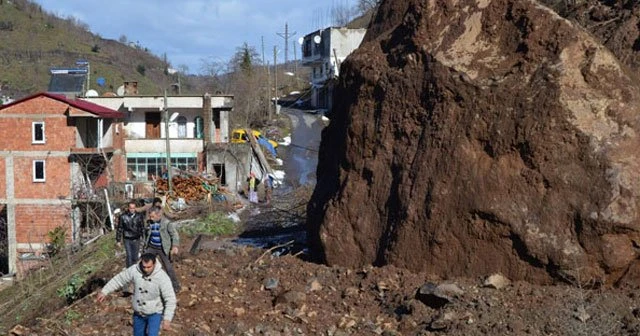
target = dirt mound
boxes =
[308,0,640,285]
[19,238,640,335]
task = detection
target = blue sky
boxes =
[33,0,360,74]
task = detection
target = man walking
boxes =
[117,200,145,267]
[96,253,176,336]
[143,206,180,292]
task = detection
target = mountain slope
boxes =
[0,0,189,98]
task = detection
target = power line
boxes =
[276,22,296,70]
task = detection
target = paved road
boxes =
[280,107,326,188]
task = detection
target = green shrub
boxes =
[63,309,81,325]
[136,64,146,76]
[56,274,83,303]
[180,212,237,237]
[47,226,67,256]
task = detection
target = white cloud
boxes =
[33,0,359,74]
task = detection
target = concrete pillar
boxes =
[203,94,212,145]
[5,156,15,275]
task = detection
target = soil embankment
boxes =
[308,0,640,285]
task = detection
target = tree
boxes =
[331,0,355,27]
[357,0,380,14]
[230,42,261,75]
[200,56,231,93]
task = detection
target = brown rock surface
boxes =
[308,0,640,285]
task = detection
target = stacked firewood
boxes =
[156,176,219,201]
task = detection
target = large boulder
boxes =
[307,0,640,285]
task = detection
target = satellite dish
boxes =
[96,77,106,87]
[298,37,304,45]
[313,35,321,44]
[116,85,125,96]
[85,89,99,97]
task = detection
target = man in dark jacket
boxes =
[117,200,145,268]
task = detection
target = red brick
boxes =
[14,204,71,244]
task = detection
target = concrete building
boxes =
[82,88,242,192]
[300,27,366,112]
[0,92,124,275]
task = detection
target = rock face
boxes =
[308,0,640,285]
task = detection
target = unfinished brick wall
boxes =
[14,204,70,248]
[13,157,70,199]
[0,97,76,152]
[0,158,5,198]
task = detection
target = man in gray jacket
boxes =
[97,253,176,335]
[143,206,180,292]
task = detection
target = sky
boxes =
[32,0,360,75]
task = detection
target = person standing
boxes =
[246,172,260,203]
[263,174,274,205]
[143,206,180,292]
[96,253,176,336]
[117,200,145,267]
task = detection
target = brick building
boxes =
[0,92,124,275]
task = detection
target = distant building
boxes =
[0,92,124,276]
[300,27,366,112]
[82,85,244,193]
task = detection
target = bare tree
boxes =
[331,0,355,27]
[357,0,380,14]
[200,56,231,94]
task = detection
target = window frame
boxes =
[33,160,46,182]
[32,121,45,144]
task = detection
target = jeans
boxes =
[133,312,161,336]
[144,246,180,292]
[124,238,140,267]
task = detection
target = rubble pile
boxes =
[19,240,640,335]
[309,0,640,285]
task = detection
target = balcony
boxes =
[125,138,203,154]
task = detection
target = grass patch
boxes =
[0,232,119,333]
[180,212,238,237]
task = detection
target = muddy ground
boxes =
[10,194,640,336]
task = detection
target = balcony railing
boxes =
[125,138,203,153]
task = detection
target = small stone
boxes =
[263,278,279,290]
[483,273,511,289]
[306,278,323,292]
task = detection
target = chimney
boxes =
[203,93,212,144]
[123,81,138,95]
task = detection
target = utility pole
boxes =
[164,90,173,195]
[293,40,298,76]
[273,46,278,115]
[276,22,296,71]
[262,36,270,117]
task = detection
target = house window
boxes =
[33,160,45,182]
[32,122,45,144]
[176,116,187,138]
[127,155,197,181]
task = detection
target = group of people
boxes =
[246,172,274,205]
[96,198,180,335]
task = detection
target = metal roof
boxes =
[0,92,125,118]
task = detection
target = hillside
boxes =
[0,0,205,98]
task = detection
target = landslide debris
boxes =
[308,0,640,285]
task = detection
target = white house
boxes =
[83,85,234,185]
[300,27,366,111]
